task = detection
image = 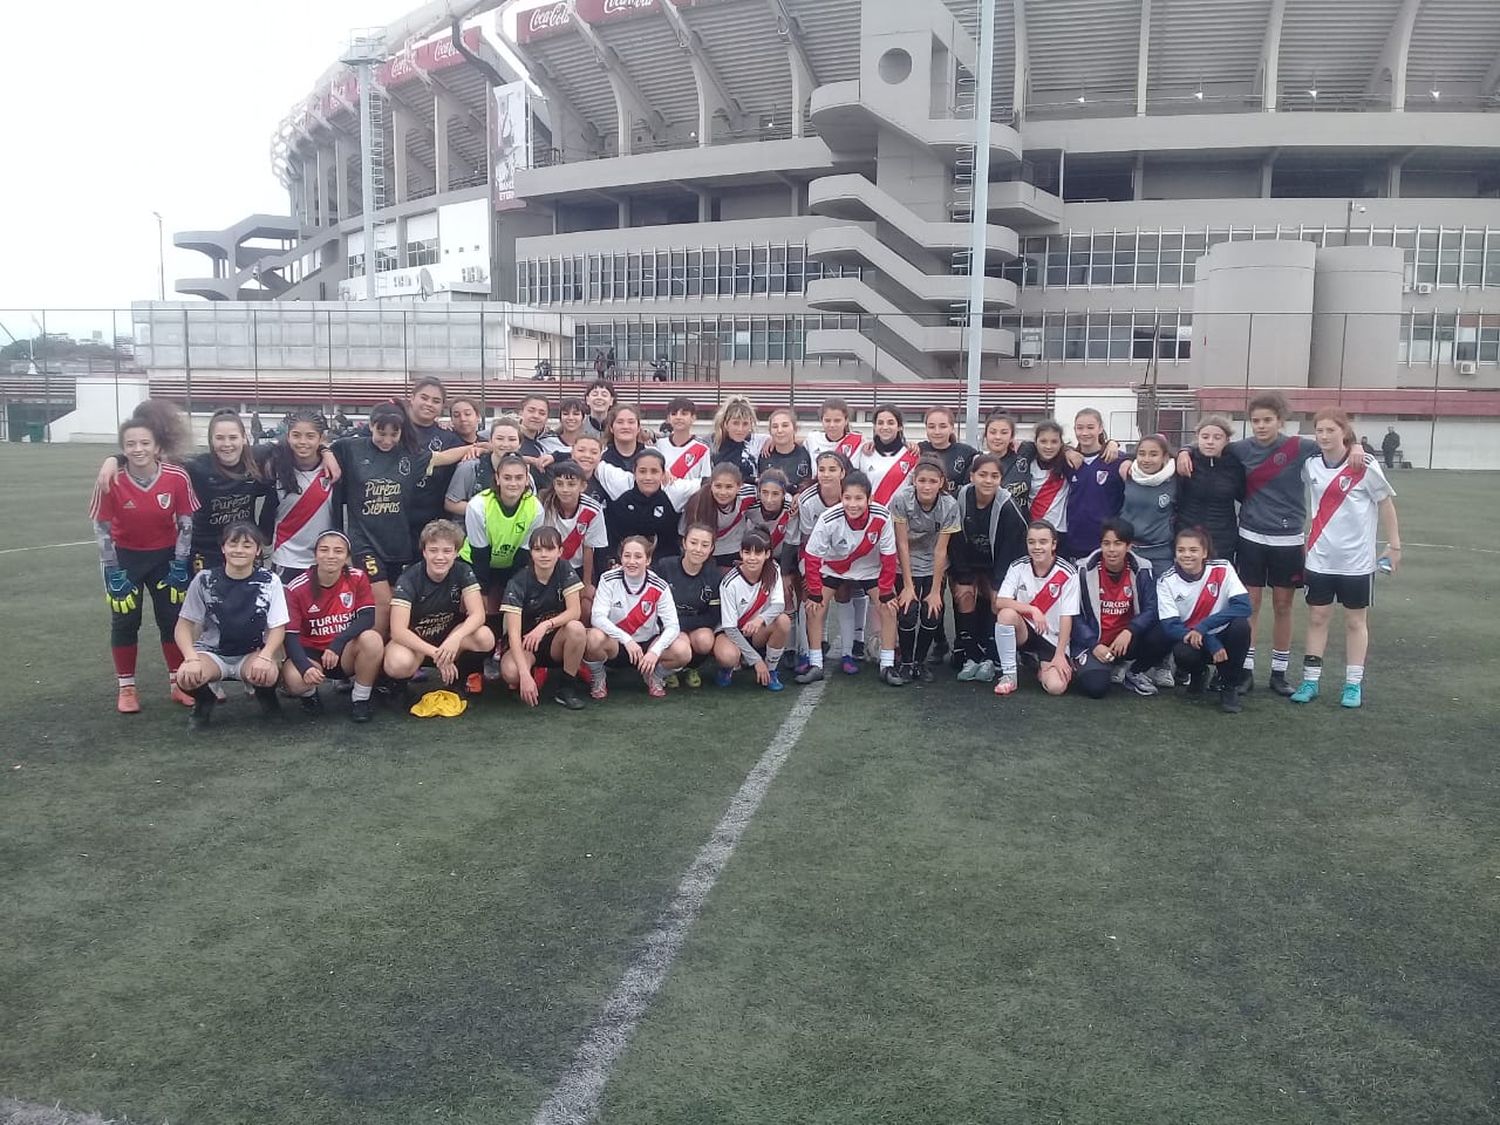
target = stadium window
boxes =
[703,248,719,297]
[515,263,526,304]
[406,238,438,267]
[1478,320,1499,363]
[588,254,602,302]
[687,250,702,297]
[627,252,642,299]
[768,316,787,362]
[640,252,655,301]
[1415,229,1439,286]
[788,245,805,293]
[613,253,627,299]
[671,250,687,298]
[734,317,751,360]
[734,248,751,296]
[719,248,735,295]
[1487,233,1500,288]
[770,245,786,295]
[752,245,769,294]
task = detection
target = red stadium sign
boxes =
[305,25,484,119]
[516,0,698,43]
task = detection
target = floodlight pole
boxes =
[358,60,378,302]
[962,0,997,444]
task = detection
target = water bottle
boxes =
[1377,555,1394,574]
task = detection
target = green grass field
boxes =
[2,444,1497,1125]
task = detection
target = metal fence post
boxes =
[326,309,335,408]
[112,308,122,432]
[182,307,194,424]
[1242,311,1254,419]
[40,309,50,442]
[252,305,261,410]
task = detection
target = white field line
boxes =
[0,540,93,556]
[531,679,827,1125]
[1402,541,1500,556]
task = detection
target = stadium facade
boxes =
[173,0,1500,397]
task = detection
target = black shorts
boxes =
[303,651,351,679]
[946,561,992,590]
[1236,540,1304,589]
[356,552,409,586]
[818,576,895,603]
[678,615,719,636]
[1019,632,1058,662]
[1304,570,1374,610]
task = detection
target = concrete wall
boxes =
[1310,246,1403,389]
[1191,240,1316,387]
[1140,162,1264,200]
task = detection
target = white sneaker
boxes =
[1123,670,1159,696]
[956,659,981,682]
[1149,663,1176,689]
[1110,663,1128,685]
[975,660,996,683]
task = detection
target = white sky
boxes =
[0,0,413,336]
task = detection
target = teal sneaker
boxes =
[1289,679,1320,704]
[1340,682,1363,709]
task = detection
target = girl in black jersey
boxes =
[498,526,588,710]
[982,411,1039,511]
[555,398,588,449]
[334,402,476,636]
[601,405,647,470]
[653,523,722,688]
[918,406,976,491]
[756,408,813,493]
[583,379,617,438]
[710,396,766,483]
[601,448,697,563]
[404,377,476,536]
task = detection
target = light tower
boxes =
[342,28,388,302]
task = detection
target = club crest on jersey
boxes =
[1123,585,1133,598]
[1207,581,1220,596]
[1096,470,1109,485]
[1157,493,1171,508]
[653,505,664,518]
[866,530,878,544]
[399,457,413,476]
[1047,582,1061,597]
[1274,452,1287,466]
[339,591,354,608]
[156,492,172,509]
[1340,476,1353,492]
[682,451,699,468]
[1015,457,1029,472]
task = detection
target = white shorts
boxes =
[200,651,277,680]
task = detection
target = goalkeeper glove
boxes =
[158,559,191,605]
[104,568,139,614]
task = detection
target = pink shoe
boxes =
[993,672,1019,696]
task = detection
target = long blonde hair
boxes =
[711,395,758,450]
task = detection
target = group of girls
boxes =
[91,379,1399,721]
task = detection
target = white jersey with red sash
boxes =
[710,484,760,556]
[806,431,864,462]
[803,503,897,595]
[591,566,680,653]
[270,467,337,570]
[720,565,786,632]
[657,435,712,483]
[855,446,921,508]
[542,494,609,569]
[998,557,1080,646]
[746,502,798,553]
[1156,561,1248,636]
[1028,461,1070,531]
[1302,454,1393,575]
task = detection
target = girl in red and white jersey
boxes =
[797,471,904,687]
[1288,408,1401,710]
[854,405,921,508]
[537,459,608,597]
[710,396,769,483]
[584,536,689,700]
[745,471,801,664]
[714,531,792,691]
[681,463,760,566]
[89,401,200,714]
[1026,420,1071,533]
[804,397,864,462]
[1156,526,1252,713]
[256,409,339,580]
[793,452,849,671]
[655,395,712,483]
[992,521,1082,698]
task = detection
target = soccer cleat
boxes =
[793,656,812,677]
[974,660,996,683]
[1220,683,1243,714]
[188,692,214,732]
[1110,662,1128,686]
[1149,664,1176,690]
[646,673,667,699]
[1340,682,1363,709]
[715,668,734,688]
[482,656,502,682]
[794,665,825,685]
[1268,670,1294,697]
[1238,670,1255,693]
[464,672,484,696]
[553,675,586,711]
[664,673,680,690]
[851,639,867,660]
[254,688,282,719]
[589,672,609,701]
[916,663,935,685]
[1123,670,1159,697]
[840,655,861,676]
[993,672,1019,696]
[684,667,702,689]
[1289,680,1320,704]
[350,698,374,724]
[1186,668,1208,696]
[957,659,981,682]
[116,685,141,714]
[766,671,784,692]
[300,692,324,715]
[171,684,197,708]
[878,665,907,688]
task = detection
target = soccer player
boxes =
[1117,434,1178,571]
[1177,391,1365,694]
[448,397,484,445]
[582,378,617,438]
[1174,415,1245,568]
[601,405,648,471]
[1077,518,1171,697]
[949,454,1029,681]
[804,397,863,461]
[281,529,384,722]
[981,411,1038,510]
[710,395,768,483]
[257,409,339,580]
[854,405,920,507]
[403,377,474,538]
[918,406,976,490]
[656,396,712,483]
[585,536,688,699]
[654,523,723,687]
[383,520,495,694]
[445,418,525,516]
[992,521,1088,698]
[797,471,903,686]
[600,448,698,562]
[554,398,588,449]
[333,402,476,634]
[91,401,200,713]
[1156,527,1252,713]
[715,531,790,690]
[1027,420,1071,534]
[461,454,542,599]
[174,522,288,731]
[793,451,850,672]
[1061,408,1124,561]
[516,394,567,486]
[498,525,589,710]
[891,457,960,683]
[756,408,813,493]
[1288,408,1401,709]
[536,460,608,598]
[681,462,760,566]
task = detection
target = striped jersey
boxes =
[998,557,1081,647]
[655,435,712,482]
[719,565,786,633]
[1155,561,1248,635]
[1028,460,1070,532]
[1301,455,1393,575]
[803,502,897,586]
[539,494,608,570]
[591,566,680,651]
[268,467,337,570]
[854,445,921,508]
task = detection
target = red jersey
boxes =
[1096,566,1135,645]
[89,463,198,551]
[285,566,376,652]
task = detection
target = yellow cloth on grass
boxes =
[409,689,468,718]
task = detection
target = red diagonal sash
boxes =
[1185,565,1229,628]
[615,582,661,636]
[1027,565,1071,615]
[871,448,919,507]
[826,514,888,575]
[1031,472,1064,521]
[767,507,794,552]
[736,576,772,631]
[836,433,862,460]
[667,439,708,478]
[718,492,757,538]
[1305,462,1366,552]
[274,473,334,550]
[1244,436,1305,498]
[558,504,597,562]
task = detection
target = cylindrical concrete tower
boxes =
[1191,240,1316,388]
[1310,245,1404,389]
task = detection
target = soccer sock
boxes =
[112,644,138,687]
[852,593,868,642]
[161,643,184,683]
[350,682,373,703]
[1302,655,1324,683]
[299,688,317,698]
[879,647,895,670]
[807,647,824,668]
[1346,664,1365,686]
[585,660,606,686]
[766,645,785,668]
[994,623,1018,675]
[837,601,858,657]
[1243,645,1257,672]
[1271,649,1291,674]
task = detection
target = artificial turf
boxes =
[2,444,1497,1125]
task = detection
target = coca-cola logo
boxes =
[601,0,655,12]
[528,3,571,34]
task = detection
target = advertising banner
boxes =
[492,81,531,211]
